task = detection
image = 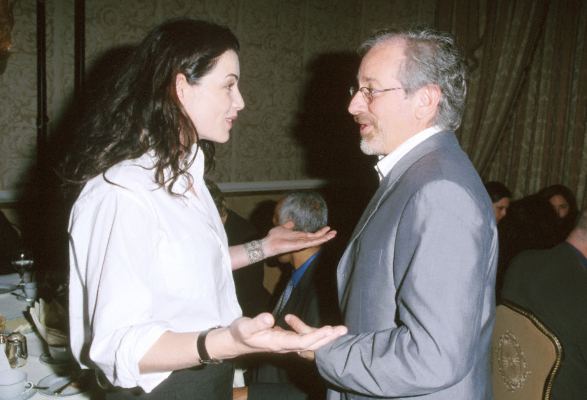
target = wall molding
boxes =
[0,179,329,204]
[218,179,327,193]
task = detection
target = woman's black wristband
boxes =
[197,326,223,365]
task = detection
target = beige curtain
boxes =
[438,0,587,206]
[436,0,550,175]
[487,0,587,206]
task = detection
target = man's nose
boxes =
[348,91,366,115]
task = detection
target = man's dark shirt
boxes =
[502,242,587,399]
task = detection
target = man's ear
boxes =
[415,84,441,122]
[175,73,187,100]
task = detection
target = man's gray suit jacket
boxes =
[316,131,498,399]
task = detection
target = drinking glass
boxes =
[11,250,34,287]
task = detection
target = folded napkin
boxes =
[0,347,10,371]
[28,299,68,346]
[0,287,33,333]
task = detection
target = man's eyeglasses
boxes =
[349,86,404,104]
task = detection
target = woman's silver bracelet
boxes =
[244,239,265,264]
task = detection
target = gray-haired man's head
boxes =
[275,192,328,233]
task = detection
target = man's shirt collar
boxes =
[375,125,443,181]
[291,251,320,287]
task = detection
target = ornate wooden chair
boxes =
[491,301,563,400]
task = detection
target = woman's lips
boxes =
[226,116,237,128]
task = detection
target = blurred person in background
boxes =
[496,194,560,300]
[0,210,20,274]
[236,192,341,400]
[501,207,587,398]
[484,181,512,223]
[538,184,579,241]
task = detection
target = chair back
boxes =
[491,301,562,400]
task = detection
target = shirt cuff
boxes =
[113,322,172,393]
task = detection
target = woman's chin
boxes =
[203,132,230,144]
[217,134,230,144]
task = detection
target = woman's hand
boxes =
[263,221,336,258]
[206,313,347,360]
[230,221,336,270]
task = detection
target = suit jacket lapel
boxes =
[337,131,458,298]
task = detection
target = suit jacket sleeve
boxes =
[315,180,496,397]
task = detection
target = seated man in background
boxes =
[205,179,270,317]
[234,191,340,400]
[501,207,587,399]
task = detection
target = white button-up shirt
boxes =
[68,149,241,392]
[375,125,443,181]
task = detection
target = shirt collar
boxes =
[184,145,206,182]
[142,144,206,188]
[290,251,320,287]
[375,125,443,181]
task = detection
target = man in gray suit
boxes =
[289,28,498,399]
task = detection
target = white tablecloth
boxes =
[1,273,243,398]
[0,273,90,399]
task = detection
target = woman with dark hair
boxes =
[64,19,345,399]
[484,181,512,223]
[538,184,579,240]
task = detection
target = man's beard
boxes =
[360,136,384,155]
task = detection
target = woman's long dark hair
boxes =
[62,18,239,195]
[537,184,579,239]
[484,181,512,203]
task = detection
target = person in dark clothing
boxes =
[235,192,340,400]
[538,184,579,242]
[484,181,512,223]
[501,207,587,399]
[495,194,560,300]
[0,210,20,274]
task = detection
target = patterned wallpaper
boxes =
[0,0,38,196]
[0,0,435,198]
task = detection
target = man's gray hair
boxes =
[359,27,467,131]
[278,191,328,233]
